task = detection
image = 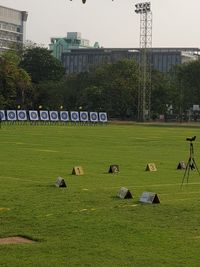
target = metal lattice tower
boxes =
[135,2,152,121]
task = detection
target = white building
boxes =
[0,5,28,52]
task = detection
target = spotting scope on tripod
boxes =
[181,136,200,187]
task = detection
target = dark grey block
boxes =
[117,187,133,199]
[108,165,119,173]
[177,161,186,169]
[139,192,160,204]
[55,177,67,188]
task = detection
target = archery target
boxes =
[80,111,89,122]
[99,112,108,122]
[0,110,6,121]
[29,110,39,121]
[90,112,98,122]
[49,111,59,121]
[7,110,17,121]
[39,110,49,121]
[60,111,69,121]
[70,111,79,122]
[17,110,27,121]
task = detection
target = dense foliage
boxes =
[64,60,140,119]
[20,47,65,83]
[1,46,200,120]
[0,51,31,108]
[168,60,200,117]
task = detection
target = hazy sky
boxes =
[1,0,200,48]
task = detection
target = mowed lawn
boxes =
[0,123,200,267]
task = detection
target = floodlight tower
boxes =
[135,2,152,121]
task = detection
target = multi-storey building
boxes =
[49,32,100,60]
[0,5,28,52]
[61,47,199,75]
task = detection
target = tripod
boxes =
[181,139,200,187]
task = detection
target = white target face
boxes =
[17,110,27,121]
[0,110,6,121]
[99,112,108,122]
[29,110,39,121]
[70,111,79,122]
[90,112,98,122]
[49,111,59,121]
[60,111,69,121]
[80,112,88,122]
[7,110,17,121]
[40,111,49,121]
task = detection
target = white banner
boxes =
[60,111,69,121]
[49,111,59,121]
[80,111,89,122]
[17,110,27,121]
[90,112,98,122]
[99,112,108,122]
[0,110,6,121]
[70,111,79,122]
[193,105,200,111]
[29,110,39,121]
[7,110,17,121]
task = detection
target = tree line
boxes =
[0,46,200,120]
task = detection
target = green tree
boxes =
[78,59,139,119]
[166,59,200,120]
[151,70,170,118]
[32,80,66,109]
[179,59,200,106]
[19,47,65,108]
[20,47,65,83]
[0,51,31,108]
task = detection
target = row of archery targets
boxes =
[0,110,108,123]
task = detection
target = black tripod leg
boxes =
[186,164,190,184]
[192,158,200,175]
[181,158,191,187]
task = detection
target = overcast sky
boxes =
[1,0,200,48]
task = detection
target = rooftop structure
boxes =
[49,32,100,60]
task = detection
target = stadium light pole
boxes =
[135,2,152,122]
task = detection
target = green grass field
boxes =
[0,123,200,267]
